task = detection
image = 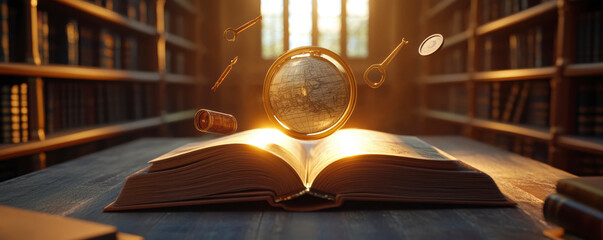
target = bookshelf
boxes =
[0,0,204,178]
[419,0,603,175]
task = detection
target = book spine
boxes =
[138,0,147,24]
[66,19,78,65]
[543,193,603,240]
[476,83,491,119]
[596,82,603,137]
[0,0,8,62]
[114,33,121,69]
[509,34,518,69]
[534,26,543,67]
[594,11,601,63]
[502,82,520,122]
[481,0,490,24]
[491,82,501,120]
[527,80,549,127]
[577,81,595,136]
[99,29,114,69]
[1,84,10,143]
[9,84,20,143]
[127,0,139,21]
[512,81,530,123]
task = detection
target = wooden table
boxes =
[0,136,574,239]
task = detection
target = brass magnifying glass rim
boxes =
[262,46,357,140]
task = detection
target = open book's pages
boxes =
[105,129,514,211]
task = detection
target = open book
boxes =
[105,129,514,211]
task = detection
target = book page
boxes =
[149,129,308,182]
[306,129,458,185]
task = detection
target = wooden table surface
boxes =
[0,136,574,239]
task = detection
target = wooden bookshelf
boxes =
[0,0,204,178]
[419,0,603,175]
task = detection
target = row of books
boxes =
[429,45,466,75]
[44,80,157,135]
[1,81,29,144]
[165,48,188,75]
[427,83,467,115]
[575,8,603,64]
[480,0,553,24]
[0,0,27,63]
[475,80,549,127]
[572,152,603,176]
[165,7,189,39]
[430,6,469,37]
[544,177,603,240]
[575,80,603,137]
[166,83,196,113]
[474,129,549,163]
[36,10,141,70]
[481,24,554,71]
[85,0,155,26]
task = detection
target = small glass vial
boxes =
[194,109,237,135]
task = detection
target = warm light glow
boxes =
[247,128,289,149]
[322,129,364,157]
[288,0,312,49]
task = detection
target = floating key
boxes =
[223,15,262,42]
[211,56,238,92]
[363,38,408,88]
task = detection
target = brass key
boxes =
[363,38,408,88]
[223,15,262,42]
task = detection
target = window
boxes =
[261,0,369,59]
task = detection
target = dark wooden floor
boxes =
[0,136,573,239]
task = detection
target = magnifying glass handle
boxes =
[363,64,386,89]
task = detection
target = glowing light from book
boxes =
[248,128,288,149]
[325,129,363,157]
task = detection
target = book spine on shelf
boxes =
[45,81,54,135]
[37,10,49,64]
[476,83,491,119]
[20,83,27,142]
[491,82,501,120]
[175,51,185,75]
[9,84,20,143]
[127,0,139,21]
[509,34,518,69]
[595,82,603,137]
[139,0,147,24]
[123,36,138,70]
[577,81,596,136]
[543,193,603,240]
[114,33,121,69]
[534,26,543,67]
[483,36,492,71]
[512,81,530,123]
[1,84,10,143]
[66,19,78,65]
[526,80,549,127]
[502,82,520,122]
[481,0,490,24]
[0,0,8,62]
[594,11,601,63]
[99,29,115,69]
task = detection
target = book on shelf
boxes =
[37,10,49,64]
[123,36,138,70]
[0,0,8,62]
[0,204,142,240]
[576,9,603,63]
[512,81,530,123]
[481,0,554,23]
[491,82,502,120]
[543,177,603,240]
[66,19,79,65]
[526,80,549,127]
[99,29,115,69]
[79,25,97,67]
[105,129,515,212]
[596,82,603,137]
[576,81,596,136]
[475,83,491,119]
[502,82,520,122]
[1,84,9,143]
[127,0,139,21]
